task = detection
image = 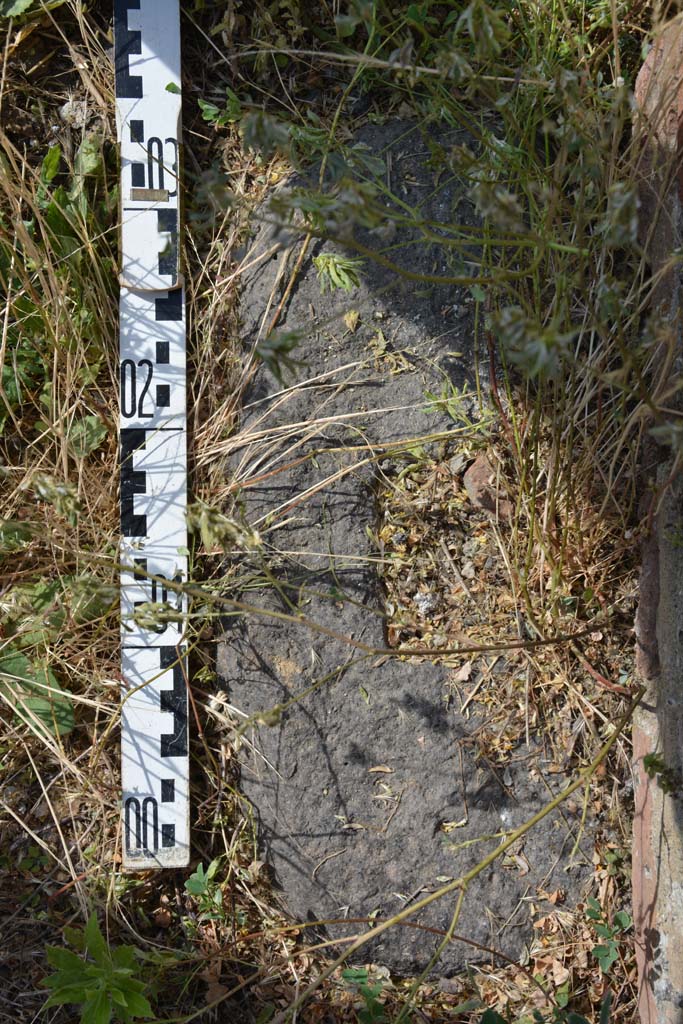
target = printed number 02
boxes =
[121,359,153,419]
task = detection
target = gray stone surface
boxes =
[219,120,592,974]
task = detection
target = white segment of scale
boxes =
[114,0,190,869]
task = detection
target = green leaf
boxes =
[448,999,484,1014]
[556,981,570,1009]
[480,1011,509,1024]
[41,144,61,184]
[0,0,36,15]
[0,648,74,736]
[254,329,303,384]
[593,943,618,971]
[110,988,129,1008]
[42,966,89,989]
[165,81,181,94]
[198,89,241,127]
[185,877,207,895]
[63,926,86,952]
[74,136,103,179]
[613,910,632,931]
[224,88,241,121]
[1,333,44,417]
[496,305,572,380]
[255,1006,276,1024]
[0,0,67,14]
[457,0,509,59]
[483,1011,510,1024]
[1,575,114,648]
[342,968,369,984]
[111,946,137,970]
[32,472,81,524]
[198,98,221,123]
[44,986,92,1007]
[32,577,65,616]
[241,111,291,159]
[84,913,108,964]
[45,946,84,972]
[0,519,35,552]
[406,4,437,26]
[585,898,601,920]
[121,990,154,1018]
[599,991,613,1024]
[70,576,117,624]
[313,252,364,293]
[205,858,221,881]
[44,185,78,244]
[112,971,141,987]
[68,415,107,458]
[81,987,111,1024]
[335,13,361,37]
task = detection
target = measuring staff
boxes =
[114,0,190,869]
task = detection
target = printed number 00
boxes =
[121,358,153,419]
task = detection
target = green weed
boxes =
[0,647,73,737]
[198,87,242,128]
[254,328,305,382]
[423,379,489,429]
[342,968,390,1024]
[313,251,365,293]
[475,996,612,1024]
[0,0,67,19]
[585,898,632,976]
[41,913,155,1024]
[184,858,225,921]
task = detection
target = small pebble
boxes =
[59,98,88,128]
[448,453,466,475]
[414,592,437,615]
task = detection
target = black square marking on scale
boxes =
[156,342,170,364]
[131,163,146,187]
[161,824,176,848]
[159,705,187,758]
[130,120,144,143]
[113,0,142,100]
[120,429,148,538]
[155,290,182,322]
[157,210,178,278]
[161,779,175,803]
[159,646,188,758]
[132,557,147,608]
[155,385,170,408]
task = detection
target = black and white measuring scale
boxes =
[114,0,189,869]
